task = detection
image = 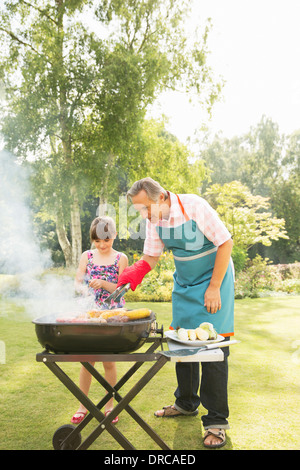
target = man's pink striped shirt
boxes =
[143,192,232,257]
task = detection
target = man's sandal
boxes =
[203,428,226,448]
[154,405,198,418]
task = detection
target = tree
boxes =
[200,116,285,196]
[199,117,300,262]
[0,0,222,266]
[128,118,209,192]
[269,130,300,262]
[199,133,248,189]
[240,115,285,197]
[0,0,98,266]
[101,119,210,247]
[205,181,289,252]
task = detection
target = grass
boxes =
[0,296,299,450]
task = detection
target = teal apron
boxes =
[156,195,234,336]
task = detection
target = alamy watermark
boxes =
[96,196,205,249]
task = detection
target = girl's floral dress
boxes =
[84,251,125,308]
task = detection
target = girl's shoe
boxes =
[105,410,119,424]
[71,411,87,424]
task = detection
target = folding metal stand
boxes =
[36,336,172,450]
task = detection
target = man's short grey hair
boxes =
[127,177,168,202]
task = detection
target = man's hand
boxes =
[203,239,233,314]
[204,285,221,314]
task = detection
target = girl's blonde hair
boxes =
[90,216,117,241]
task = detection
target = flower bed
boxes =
[234,257,300,298]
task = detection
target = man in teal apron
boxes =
[118,178,234,448]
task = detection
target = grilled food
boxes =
[125,308,151,320]
[86,310,103,318]
[57,307,151,323]
[97,308,128,319]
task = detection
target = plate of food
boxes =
[165,323,225,347]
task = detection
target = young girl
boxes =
[71,216,128,425]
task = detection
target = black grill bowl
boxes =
[33,312,156,354]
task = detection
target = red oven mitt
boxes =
[117,260,151,291]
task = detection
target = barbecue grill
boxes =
[34,310,230,450]
[34,309,173,450]
[36,336,171,450]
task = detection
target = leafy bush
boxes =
[231,245,248,274]
[126,252,174,302]
[234,255,275,298]
[275,278,300,294]
[234,257,300,298]
[127,251,300,301]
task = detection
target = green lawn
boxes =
[0,296,299,450]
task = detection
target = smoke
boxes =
[0,150,51,275]
[0,150,91,319]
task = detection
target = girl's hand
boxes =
[75,283,90,297]
[89,279,103,289]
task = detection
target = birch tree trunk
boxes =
[56,0,82,267]
[55,203,72,267]
[97,154,116,217]
[70,185,82,267]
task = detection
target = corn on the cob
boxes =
[99,308,128,319]
[87,310,102,318]
[124,308,151,320]
[98,308,151,321]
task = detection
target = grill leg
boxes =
[44,361,135,450]
[39,338,170,450]
[79,355,170,450]
[74,341,163,436]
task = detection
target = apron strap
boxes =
[175,194,190,222]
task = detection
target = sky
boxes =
[149,0,300,143]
